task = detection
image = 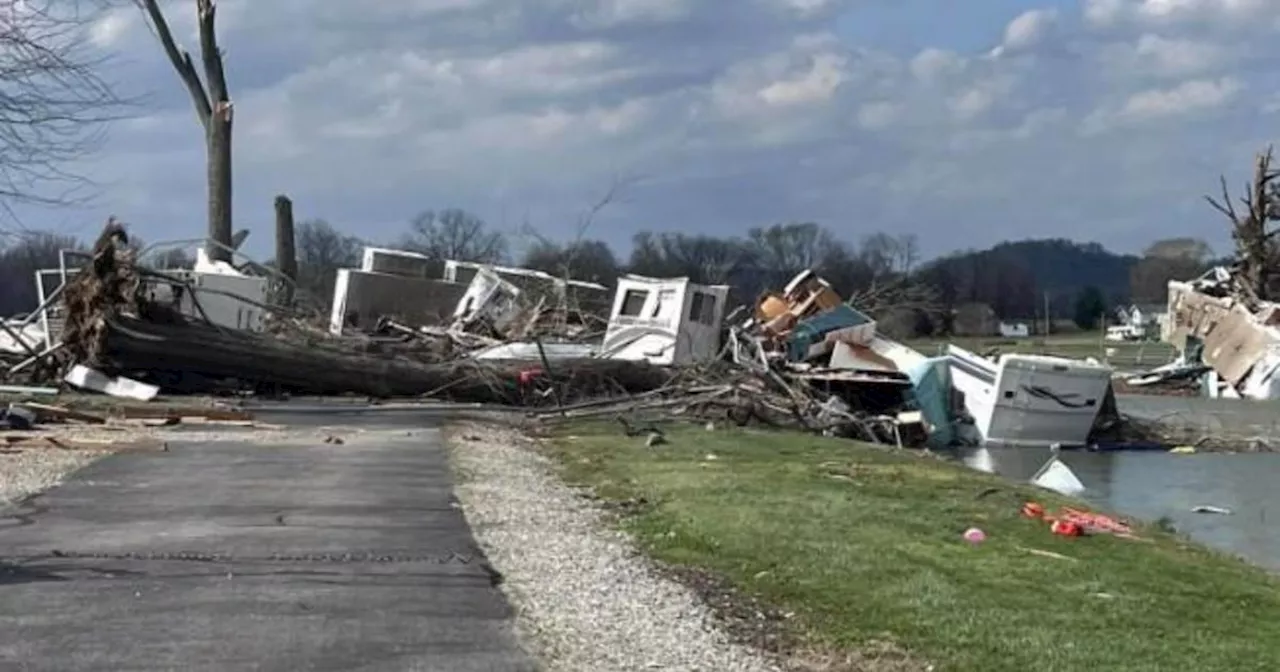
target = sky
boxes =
[15,0,1280,262]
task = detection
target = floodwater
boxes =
[960,394,1280,570]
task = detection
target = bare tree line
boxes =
[0,0,128,232]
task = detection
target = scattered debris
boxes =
[1018,546,1079,562]
[0,218,1243,454]
[1163,265,1280,400]
[1192,505,1232,515]
[64,364,158,401]
[1022,500,1138,540]
[1030,456,1086,496]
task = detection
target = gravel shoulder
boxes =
[446,421,782,672]
[0,449,105,505]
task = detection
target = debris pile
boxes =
[1147,265,1280,401]
[0,220,669,406]
[0,220,939,447]
[3,218,1240,453]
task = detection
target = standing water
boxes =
[962,446,1280,569]
[959,394,1280,570]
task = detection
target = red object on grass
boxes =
[1051,519,1082,537]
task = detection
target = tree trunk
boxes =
[206,108,233,263]
[86,314,671,401]
[274,194,297,304]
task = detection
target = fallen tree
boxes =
[58,219,672,401]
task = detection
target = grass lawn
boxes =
[906,332,1176,370]
[544,422,1280,671]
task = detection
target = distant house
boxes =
[998,322,1030,338]
[1116,303,1167,329]
[1112,302,1167,340]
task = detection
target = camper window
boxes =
[689,291,717,325]
[620,289,649,316]
[651,289,676,317]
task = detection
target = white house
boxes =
[998,322,1029,338]
[1117,303,1167,329]
[600,275,729,366]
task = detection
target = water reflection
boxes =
[959,446,1280,570]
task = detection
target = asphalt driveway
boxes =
[0,423,536,672]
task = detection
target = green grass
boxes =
[906,332,1176,369]
[544,422,1280,672]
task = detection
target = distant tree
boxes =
[0,232,85,315]
[401,208,506,263]
[1073,285,1107,330]
[745,222,835,282]
[521,239,619,284]
[629,231,752,282]
[1143,238,1213,261]
[858,232,920,277]
[1128,237,1212,302]
[295,220,363,305]
[915,238,1138,319]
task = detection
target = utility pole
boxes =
[1043,291,1051,336]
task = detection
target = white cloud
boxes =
[22,0,1280,258]
[1084,0,1272,27]
[910,48,964,81]
[569,0,693,29]
[1098,34,1231,78]
[1120,77,1242,118]
[757,53,847,106]
[1001,9,1059,52]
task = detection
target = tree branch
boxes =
[135,0,212,125]
[196,0,231,121]
[1205,176,1237,222]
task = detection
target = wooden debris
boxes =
[13,402,107,424]
[0,433,167,452]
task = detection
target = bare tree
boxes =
[1206,147,1280,301]
[1128,237,1212,303]
[521,239,619,284]
[402,208,507,263]
[516,175,634,282]
[628,231,751,286]
[0,1,125,229]
[892,233,920,275]
[746,222,839,285]
[135,0,234,262]
[0,231,84,314]
[294,219,362,305]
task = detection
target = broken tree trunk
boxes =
[139,0,234,262]
[274,194,297,305]
[86,315,672,400]
[1207,147,1280,302]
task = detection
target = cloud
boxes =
[17,0,1280,260]
[1084,0,1271,27]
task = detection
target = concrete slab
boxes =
[0,429,536,672]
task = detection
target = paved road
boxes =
[0,424,536,672]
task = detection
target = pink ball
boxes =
[963,527,986,544]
